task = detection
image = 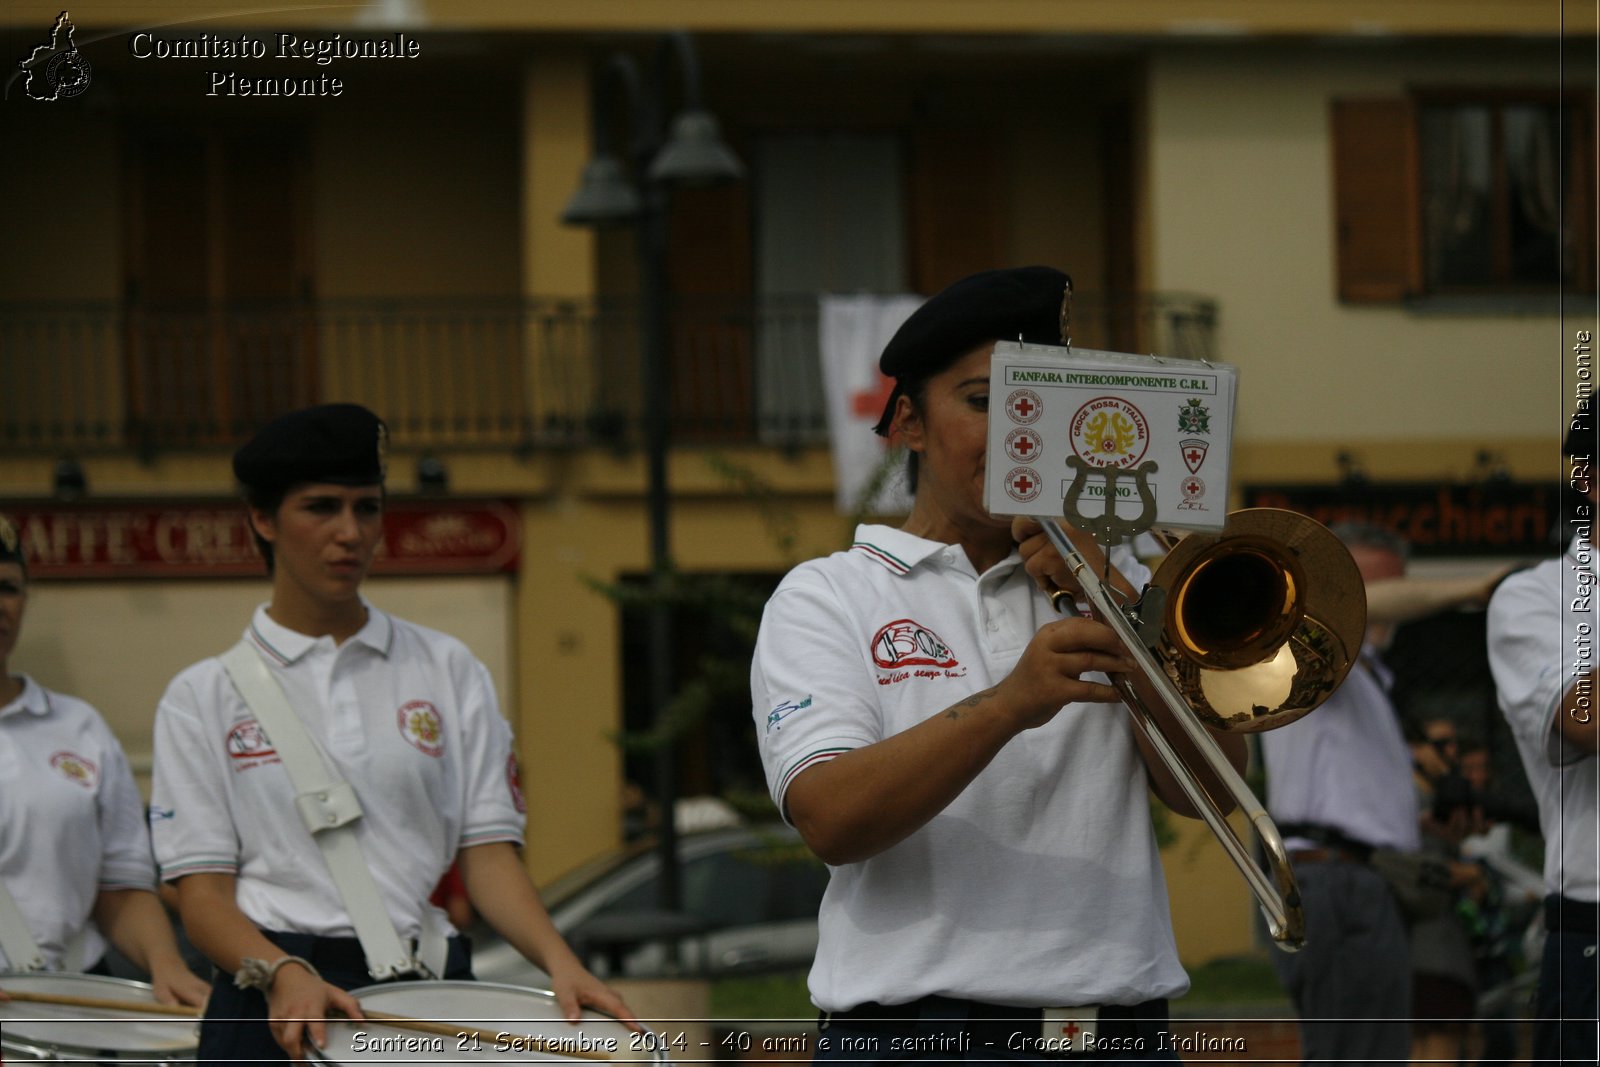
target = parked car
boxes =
[471,823,828,985]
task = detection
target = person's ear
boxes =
[248,508,277,545]
[892,393,924,453]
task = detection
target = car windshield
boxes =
[538,839,657,910]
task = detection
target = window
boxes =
[1332,91,1595,302]
[122,126,315,447]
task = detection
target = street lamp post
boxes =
[561,33,743,925]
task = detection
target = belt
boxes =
[821,995,1169,1058]
[258,930,472,979]
[1288,846,1370,865]
[1545,894,1600,935]
[1278,823,1375,864]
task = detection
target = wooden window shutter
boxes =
[907,127,1005,296]
[1331,98,1422,302]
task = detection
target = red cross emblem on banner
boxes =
[1005,467,1043,503]
[1005,428,1043,463]
[1006,389,1043,425]
[1060,1022,1081,1040]
[1180,437,1209,474]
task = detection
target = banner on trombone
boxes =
[984,341,1238,533]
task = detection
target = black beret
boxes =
[233,403,387,492]
[874,266,1071,435]
[0,513,23,574]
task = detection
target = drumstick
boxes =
[0,990,201,1016]
[356,1009,615,1061]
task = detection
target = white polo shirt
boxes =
[752,524,1185,1012]
[1259,648,1421,853]
[1488,535,1599,903]
[150,604,525,942]
[0,676,156,970]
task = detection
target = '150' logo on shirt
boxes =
[226,720,280,772]
[870,619,960,669]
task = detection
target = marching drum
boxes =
[310,981,668,1064]
[0,972,199,1063]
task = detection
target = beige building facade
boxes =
[1,1,1591,966]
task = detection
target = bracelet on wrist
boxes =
[234,954,320,992]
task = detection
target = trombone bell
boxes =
[1152,509,1367,733]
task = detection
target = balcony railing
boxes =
[0,293,1217,456]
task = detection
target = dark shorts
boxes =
[197,930,473,1066]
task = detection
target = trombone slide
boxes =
[1040,519,1306,950]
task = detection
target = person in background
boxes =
[1486,415,1598,1065]
[1406,717,1489,1066]
[0,514,209,1007]
[1262,521,1503,1065]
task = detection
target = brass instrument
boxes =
[1040,509,1366,950]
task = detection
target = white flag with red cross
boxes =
[818,294,923,514]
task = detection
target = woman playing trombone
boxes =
[751,267,1247,1063]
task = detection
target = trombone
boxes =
[1039,509,1366,951]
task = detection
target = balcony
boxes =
[0,293,1217,457]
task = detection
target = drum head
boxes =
[312,981,659,1063]
[0,971,199,1056]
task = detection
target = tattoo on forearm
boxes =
[946,687,999,719]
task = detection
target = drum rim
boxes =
[314,979,652,1061]
[0,969,198,1054]
[340,978,637,1023]
[0,970,161,995]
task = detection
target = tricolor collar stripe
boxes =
[851,542,911,574]
[247,624,293,666]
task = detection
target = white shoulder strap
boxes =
[220,640,432,980]
[0,875,45,971]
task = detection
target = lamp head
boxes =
[648,109,744,186]
[561,154,643,226]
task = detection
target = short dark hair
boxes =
[242,483,291,575]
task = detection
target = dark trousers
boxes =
[1534,896,1599,1065]
[1270,859,1412,1065]
[197,930,472,1066]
